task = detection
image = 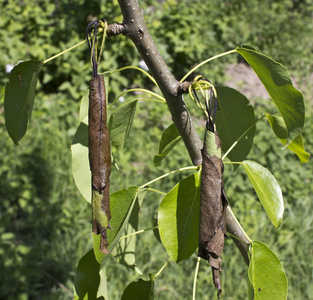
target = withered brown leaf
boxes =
[198,129,228,298]
[89,75,111,254]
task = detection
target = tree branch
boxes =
[116,0,250,265]
[118,0,202,166]
[226,208,250,265]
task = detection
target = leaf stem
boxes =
[137,98,166,104]
[139,166,199,190]
[222,115,266,161]
[227,232,250,245]
[108,88,166,109]
[154,257,171,279]
[193,257,201,300]
[223,161,242,165]
[180,49,237,82]
[119,226,158,240]
[110,66,159,88]
[107,98,165,113]
[227,206,251,243]
[43,39,87,64]
[145,188,167,195]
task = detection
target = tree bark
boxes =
[118,0,202,166]
[116,0,250,265]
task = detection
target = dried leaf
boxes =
[89,75,111,253]
[198,129,228,298]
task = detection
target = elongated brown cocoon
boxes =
[198,130,228,298]
[89,75,111,253]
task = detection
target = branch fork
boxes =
[108,0,250,263]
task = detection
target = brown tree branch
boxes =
[116,0,250,265]
[117,0,203,166]
[107,23,126,37]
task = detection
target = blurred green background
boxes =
[0,0,312,299]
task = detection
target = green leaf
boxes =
[203,128,222,157]
[79,89,89,122]
[242,161,284,228]
[98,269,109,300]
[93,187,139,266]
[71,117,91,203]
[74,250,105,300]
[121,278,154,300]
[249,241,288,300]
[215,86,255,165]
[266,114,309,163]
[4,60,43,144]
[158,172,200,262]
[236,47,304,145]
[154,123,182,166]
[108,99,138,151]
[113,195,143,275]
[114,189,147,274]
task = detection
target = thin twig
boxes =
[42,270,73,297]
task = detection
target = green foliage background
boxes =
[0,0,312,299]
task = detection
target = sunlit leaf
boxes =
[71,116,91,203]
[113,189,148,275]
[236,47,304,146]
[242,161,284,228]
[154,123,182,166]
[98,268,109,300]
[249,241,288,300]
[266,114,309,163]
[108,99,138,151]
[158,172,200,262]
[79,89,89,122]
[215,86,256,165]
[4,60,43,144]
[121,277,155,300]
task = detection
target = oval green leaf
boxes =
[242,161,284,228]
[79,89,90,122]
[71,116,91,203]
[158,171,200,262]
[113,191,146,275]
[154,123,182,166]
[108,99,138,151]
[97,268,109,300]
[236,47,304,146]
[121,278,154,300]
[266,114,309,163]
[215,86,256,165]
[249,241,288,300]
[74,250,103,300]
[4,60,43,144]
[114,189,147,275]
[93,187,139,265]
